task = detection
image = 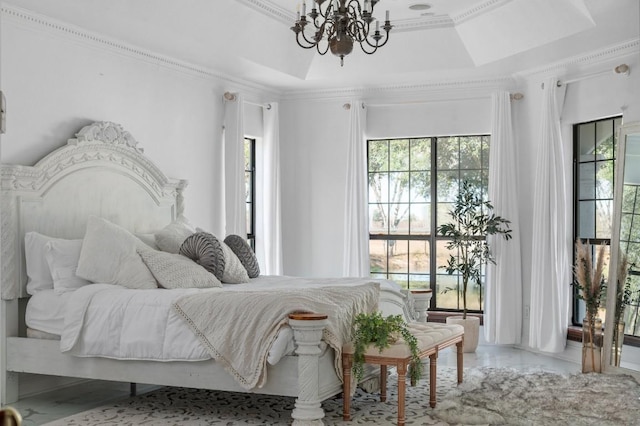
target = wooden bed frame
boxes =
[0,121,418,424]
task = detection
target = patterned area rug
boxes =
[43,367,640,425]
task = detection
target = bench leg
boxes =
[429,353,437,408]
[397,363,407,426]
[380,365,387,402]
[342,355,352,421]
[456,339,464,384]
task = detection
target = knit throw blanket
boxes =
[172,282,380,390]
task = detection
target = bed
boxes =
[0,121,420,424]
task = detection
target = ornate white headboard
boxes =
[1,122,188,299]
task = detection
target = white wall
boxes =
[1,15,228,235]
[279,95,492,278]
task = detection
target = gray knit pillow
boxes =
[179,232,225,281]
[224,234,260,278]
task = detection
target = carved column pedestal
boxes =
[410,289,432,323]
[288,312,329,426]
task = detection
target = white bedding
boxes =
[31,276,401,365]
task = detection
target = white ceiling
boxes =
[3,0,639,93]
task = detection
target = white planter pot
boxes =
[446,316,480,353]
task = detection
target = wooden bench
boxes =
[342,323,464,426]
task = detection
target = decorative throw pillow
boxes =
[23,232,63,295]
[76,216,157,289]
[154,215,196,254]
[137,245,222,289]
[180,232,249,284]
[224,234,260,278]
[44,239,92,293]
[135,233,159,250]
[179,232,225,281]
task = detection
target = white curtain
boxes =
[529,78,571,353]
[257,102,283,275]
[485,91,523,344]
[343,101,369,277]
[223,93,247,237]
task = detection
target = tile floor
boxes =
[6,337,581,425]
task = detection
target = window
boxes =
[244,137,255,250]
[368,135,490,311]
[573,116,622,324]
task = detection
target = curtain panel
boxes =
[258,102,283,275]
[343,101,370,277]
[528,78,571,353]
[223,93,247,238]
[485,91,523,345]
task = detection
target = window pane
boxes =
[595,200,613,238]
[578,122,595,161]
[595,161,614,199]
[437,202,454,230]
[390,139,409,171]
[389,172,410,203]
[459,136,482,169]
[409,203,430,235]
[369,172,388,202]
[621,213,633,242]
[481,136,490,168]
[409,274,430,290]
[410,171,430,202]
[578,200,595,238]
[437,137,459,170]
[369,240,387,273]
[578,163,595,199]
[595,120,614,159]
[388,239,409,274]
[437,171,458,201]
[369,140,389,172]
[408,240,429,274]
[246,207,252,234]
[410,138,430,170]
[390,203,410,235]
[460,171,483,190]
[245,172,252,202]
[389,273,409,289]
[369,204,388,234]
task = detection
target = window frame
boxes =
[244,137,256,250]
[572,115,622,326]
[367,135,490,312]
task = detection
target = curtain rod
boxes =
[223,92,271,110]
[364,92,524,108]
[543,64,630,89]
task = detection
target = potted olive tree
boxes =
[437,180,512,352]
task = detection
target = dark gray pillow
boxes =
[179,232,225,281]
[224,234,260,278]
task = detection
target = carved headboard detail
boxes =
[1,121,188,299]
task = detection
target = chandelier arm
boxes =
[316,40,330,55]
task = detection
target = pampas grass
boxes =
[573,239,607,373]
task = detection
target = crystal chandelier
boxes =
[290,0,392,66]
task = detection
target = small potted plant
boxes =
[351,312,422,384]
[437,180,512,352]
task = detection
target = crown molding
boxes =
[0,4,281,101]
[452,0,512,25]
[514,38,640,81]
[280,76,517,102]
[245,0,511,33]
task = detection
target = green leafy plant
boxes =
[436,180,512,319]
[351,312,422,384]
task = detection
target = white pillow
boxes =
[76,216,157,289]
[24,232,83,295]
[155,215,195,254]
[137,245,222,289]
[136,233,159,250]
[44,239,91,293]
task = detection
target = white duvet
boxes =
[56,276,403,365]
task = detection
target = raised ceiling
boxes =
[3,0,639,93]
